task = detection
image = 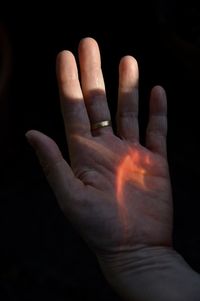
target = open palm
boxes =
[26,38,173,255]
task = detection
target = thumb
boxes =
[25,130,79,212]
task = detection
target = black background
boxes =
[1,1,200,300]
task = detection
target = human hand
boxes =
[26,38,200,301]
[26,37,172,255]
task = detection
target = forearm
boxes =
[97,246,200,301]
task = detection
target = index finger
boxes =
[56,50,91,142]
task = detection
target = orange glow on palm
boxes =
[116,150,147,204]
[116,149,150,233]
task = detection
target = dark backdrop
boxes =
[1,1,200,300]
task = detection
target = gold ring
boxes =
[91,120,111,130]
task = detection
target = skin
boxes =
[26,37,173,264]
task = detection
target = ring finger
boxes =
[117,56,139,142]
[78,37,113,136]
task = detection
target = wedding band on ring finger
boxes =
[91,120,112,130]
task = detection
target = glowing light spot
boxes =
[116,149,150,235]
[116,150,147,204]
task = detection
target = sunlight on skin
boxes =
[73,135,154,238]
[116,149,152,236]
[74,134,152,198]
[116,150,151,204]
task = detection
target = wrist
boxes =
[97,245,200,301]
[97,245,176,285]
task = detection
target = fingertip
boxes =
[151,85,167,99]
[25,129,40,147]
[25,129,39,137]
[25,129,47,144]
[150,85,167,114]
[25,130,77,202]
[78,37,100,66]
[119,56,139,91]
[56,50,77,83]
[25,130,63,161]
[119,55,138,71]
[56,50,74,64]
[78,37,98,50]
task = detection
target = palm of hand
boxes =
[27,38,173,255]
[69,133,172,252]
